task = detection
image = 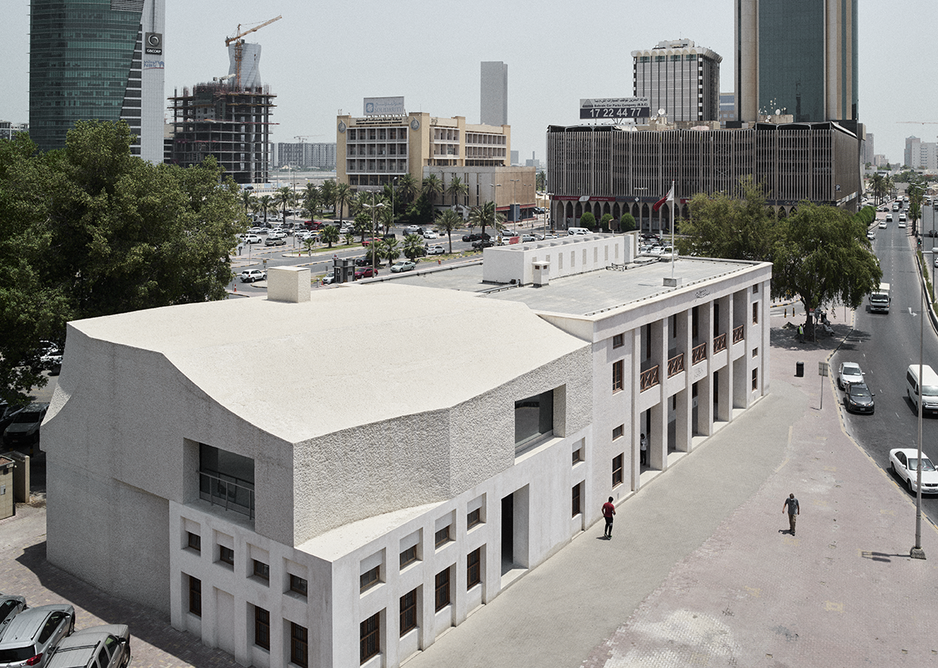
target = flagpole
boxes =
[670,180,675,280]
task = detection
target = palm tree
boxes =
[353,214,370,243]
[435,209,464,254]
[302,183,320,219]
[402,233,425,261]
[274,186,294,224]
[320,224,340,248]
[422,174,444,212]
[319,180,337,217]
[396,173,419,205]
[240,190,255,216]
[446,176,468,209]
[382,237,401,266]
[258,195,274,225]
[468,201,503,241]
[335,183,353,223]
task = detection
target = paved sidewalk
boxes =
[405,310,938,667]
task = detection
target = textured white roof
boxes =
[69,283,587,442]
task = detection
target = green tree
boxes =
[335,182,353,223]
[435,209,464,253]
[402,233,425,261]
[364,241,382,267]
[620,213,637,232]
[908,182,926,236]
[343,232,355,246]
[320,224,340,248]
[396,173,419,205]
[257,195,274,224]
[274,186,294,224]
[600,213,613,231]
[302,183,320,219]
[580,212,597,230]
[319,180,337,217]
[445,176,468,209]
[422,174,444,210]
[240,189,255,216]
[353,212,371,243]
[467,201,504,241]
[536,170,546,191]
[381,237,401,265]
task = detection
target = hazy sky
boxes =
[2,0,934,166]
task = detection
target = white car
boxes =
[244,234,263,244]
[422,230,438,239]
[878,221,887,229]
[837,362,864,390]
[268,230,286,240]
[239,269,266,283]
[898,221,907,229]
[425,244,445,255]
[889,448,938,495]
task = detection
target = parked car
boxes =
[472,239,495,250]
[354,267,378,280]
[889,448,938,495]
[0,595,27,639]
[321,273,336,285]
[837,362,864,390]
[244,234,263,244]
[0,603,75,668]
[866,231,875,240]
[39,341,63,375]
[843,381,874,414]
[239,269,266,283]
[425,244,445,255]
[354,257,371,267]
[264,236,286,246]
[521,234,537,243]
[422,230,438,239]
[537,233,559,240]
[404,225,422,235]
[462,233,480,242]
[3,403,48,454]
[0,404,23,435]
[390,260,416,273]
[878,221,887,229]
[45,624,131,668]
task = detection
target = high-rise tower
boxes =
[480,61,508,126]
[29,0,166,162]
[631,39,721,123]
[735,0,857,123]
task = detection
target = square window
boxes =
[612,424,624,440]
[399,545,418,569]
[467,508,482,529]
[254,606,270,650]
[253,559,269,582]
[360,612,380,663]
[613,360,624,392]
[360,565,380,593]
[612,333,624,349]
[188,575,201,617]
[753,284,759,294]
[572,447,583,464]
[290,574,308,597]
[219,545,234,566]
[612,454,624,487]
[434,567,451,611]
[467,547,482,589]
[752,347,758,358]
[435,525,451,548]
[400,589,418,636]
[290,622,309,668]
[187,532,201,552]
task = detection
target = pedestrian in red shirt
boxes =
[602,497,616,539]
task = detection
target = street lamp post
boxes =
[912,247,935,560]
[491,183,501,238]
[363,191,386,276]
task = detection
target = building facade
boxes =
[904,136,938,171]
[45,240,771,668]
[167,82,275,184]
[547,121,862,230]
[735,0,858,123]
[719,92,735,126]
[0,122,29,141]
[632,39,722,123]
[29,0,165,162]
[480,61,508,127]
[276,142,337,170]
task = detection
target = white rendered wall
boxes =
[482,234,632,285]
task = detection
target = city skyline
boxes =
[1,0,933,167]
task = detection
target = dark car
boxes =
[843,381,874,414]
[3,402,49,455]
[0,404,23,435]
[354,267,377,280]
[472,239,495,250]
[354,257,371,267]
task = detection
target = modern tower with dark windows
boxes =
[735,0,858,123]
[29,0,166,162]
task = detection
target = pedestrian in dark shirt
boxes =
[782,493,800,536]
[602,497,616,539]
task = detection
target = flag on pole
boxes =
[652,184,674,212]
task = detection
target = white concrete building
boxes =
[44,241,771,668]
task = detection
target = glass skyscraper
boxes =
[29,0,165,162]
[735,0,858,124]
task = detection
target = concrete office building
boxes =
[861,132,875,166]
[547,120,862,230]
[0,122,28,141]
[904,136,938,171]
[29,0,165,162]
[480,61,508,127]
[632,39,722,123]
[276,142,337,170]
[44,237,770,668]
[735,0,857,123]
[719,92,735,126]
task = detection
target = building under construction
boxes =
[166,82,275,184]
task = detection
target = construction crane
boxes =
[294,135,323,143]
[225,15,282,89]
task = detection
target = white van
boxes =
[567,227,590,236]
[906,364,938,415]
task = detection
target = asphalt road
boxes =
[832,202,938,522]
